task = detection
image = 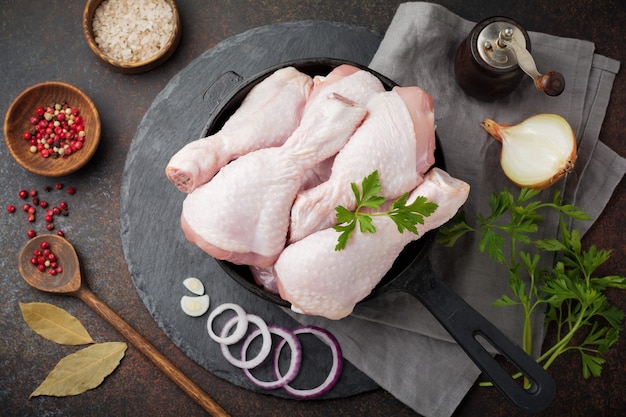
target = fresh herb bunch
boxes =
[437,187,625,380]
[333,170,438,251]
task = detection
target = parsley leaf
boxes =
[333,170,438,251]
[439,186,625,383]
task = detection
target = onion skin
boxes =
[481,114,577,190]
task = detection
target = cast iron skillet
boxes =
[201,58,556,413]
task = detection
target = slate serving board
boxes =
[120,21,383,399]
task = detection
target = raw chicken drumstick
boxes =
[273,168,470,320]
[166,64,386,194]
[180,92,368,268]
[165,67,313,193]
[289,86,436,243]
[295,64,387,189]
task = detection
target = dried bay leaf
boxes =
[20,302,95,345]
[30,341,127,398]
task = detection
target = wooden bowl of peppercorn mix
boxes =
[82,0,181,74]
[4,81,101,177]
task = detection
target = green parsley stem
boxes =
[537,306,588,368]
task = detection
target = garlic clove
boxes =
[481,114,577,190]
[183,277,205,295]
[180,294,210,317]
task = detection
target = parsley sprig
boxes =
[437,187,626,382]
[333,170,438,251]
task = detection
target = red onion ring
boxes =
[242,325,302,390]
[220,314,271,369]
[207,302,248,345]
[204,303,343,397]
[274,325,343,399]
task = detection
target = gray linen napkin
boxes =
[289,3,625,417]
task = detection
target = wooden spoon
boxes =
[18,234,230,417]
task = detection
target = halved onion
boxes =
[242,325,302,389]
[220,314,271,369]
[481,114,577,190]
[274,325,343,399]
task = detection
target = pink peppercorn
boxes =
[24,103,86,159]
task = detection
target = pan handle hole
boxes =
[474,333,535,390]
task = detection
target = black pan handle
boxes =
[396,256,555,413]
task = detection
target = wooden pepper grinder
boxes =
[454,16,565,101]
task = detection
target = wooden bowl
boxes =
[4,81,101,177]
[82,0,181,74]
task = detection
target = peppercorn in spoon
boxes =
[18,234,230,417]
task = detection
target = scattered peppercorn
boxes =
[6,184,76,240]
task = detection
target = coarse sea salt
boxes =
[93,0,174,63]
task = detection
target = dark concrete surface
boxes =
[1,1,624,416]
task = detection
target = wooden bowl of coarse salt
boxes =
[82,0,181,74]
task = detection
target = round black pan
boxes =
[202,59,556,413]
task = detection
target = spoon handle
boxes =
[76,287,230,417]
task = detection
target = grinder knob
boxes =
[497,26,565,96]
